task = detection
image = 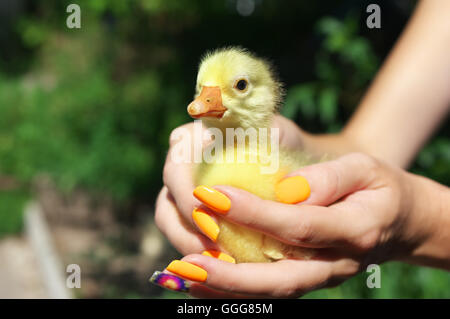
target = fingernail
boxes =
[193,185,231,214]
[167,260,207,282]
[275,176,311,204]
[192,208,220,242]
[150,270,190,293]
[202,250,236,264]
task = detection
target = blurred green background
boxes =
[0,0,448,298]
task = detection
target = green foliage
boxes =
[0,68,161,200]
[0,4,191,201]
[413,137,450,185]
[283,15,379,133]
[0,190,29,237]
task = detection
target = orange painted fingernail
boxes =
[202,250,236,264]
[275,176,311,204]
[166,260,207,282]
[193,186,231,214]
[192,208,220,242]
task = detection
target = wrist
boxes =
[398,173,450,270]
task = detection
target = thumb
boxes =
[278,152,379,206]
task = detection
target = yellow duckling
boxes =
[187,47,318,263]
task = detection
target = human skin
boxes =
[154,0,450,297]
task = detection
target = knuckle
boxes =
[169,124,193,147]
[168,130,178,147]
[219,269,242,293]
[356,229,380,251]
[272,285,298,298]
[322,165,340,200]
[348,260,362,276]
[162,162,172,186]
[243,198,267,228]
[270,276,303,298]
[293,219,315,244]
[350,152,380,170]
[154,201,165,230]
[154,187,170,232]
[338,259,361,277]
[345,152,382,184]
[168,128,183,147]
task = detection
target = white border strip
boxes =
[24,202,72,299]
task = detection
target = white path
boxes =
[0,236,48,298]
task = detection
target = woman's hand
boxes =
[155,115,309,256]
[155,152,449,298]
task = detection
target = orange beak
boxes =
[187,86,227,119]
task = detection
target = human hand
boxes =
[155,152,447,298]
[155,115,308,256]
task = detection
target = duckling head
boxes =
[187,47,284,131]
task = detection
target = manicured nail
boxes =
[275,176,311,204]
[202,250,236,264]
[192,208,220,242]
[193,186,231,214]
[167,260,207,282]
[150,270,190,293]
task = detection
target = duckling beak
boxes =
[187,86,227,119]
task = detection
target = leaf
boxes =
[283,84,316,120]
[318,87,338,124]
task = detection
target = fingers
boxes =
[162,150,196,224]
[163,123,212,227]
[154,248,360,298]
[286,152,380,207]
[204,185,361,248]
[154,252,360,298]
[155,187,218,255]
[180,254,336,298]
[190,153,381,248]
[189,283,263,299]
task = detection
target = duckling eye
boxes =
[235,79,248,91]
